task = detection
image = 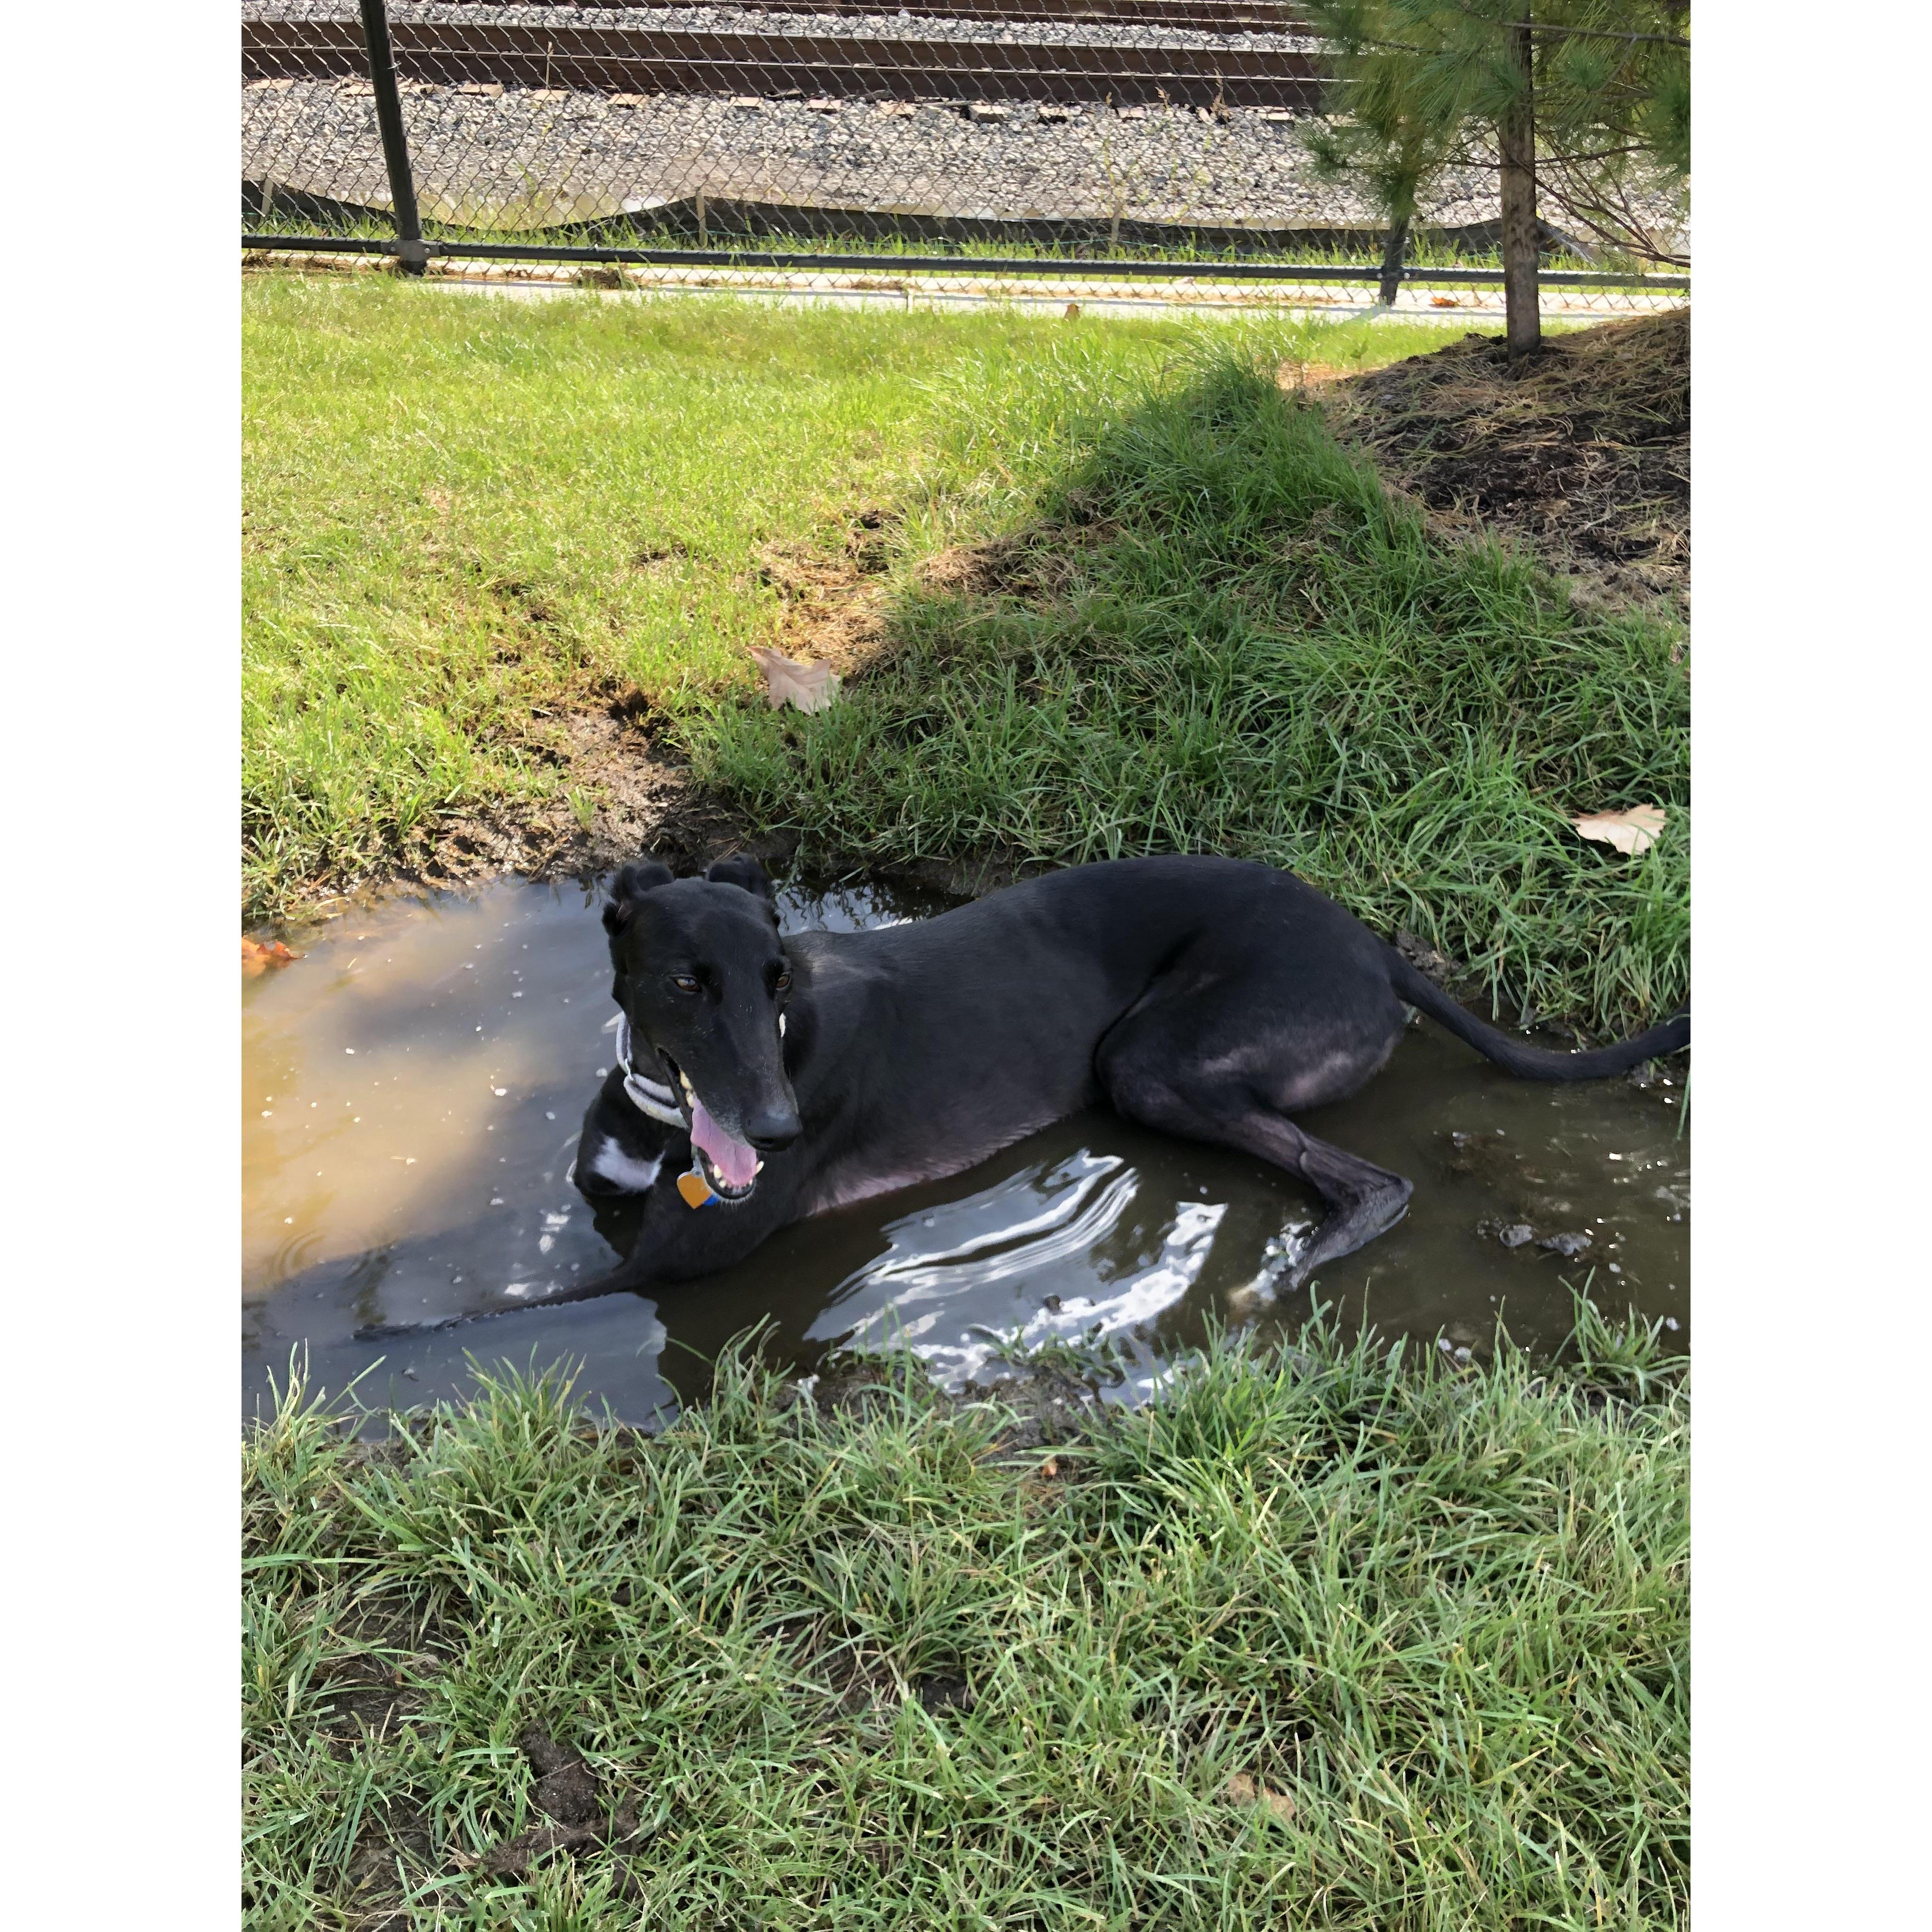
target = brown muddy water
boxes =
[243,875,1687,1426]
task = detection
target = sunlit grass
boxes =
[243,276,1453,918]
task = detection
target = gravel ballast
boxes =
[247,82,1509,234]
[250,2,1325,54]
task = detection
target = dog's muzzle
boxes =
[612,1013,766,1206]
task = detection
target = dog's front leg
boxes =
[572,1075,674,1200]
[354,1161,796,1341]
[352,1263,651,1341]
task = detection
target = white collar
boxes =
[613,1013,687,1127]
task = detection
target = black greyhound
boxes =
[362,853,1685,1338]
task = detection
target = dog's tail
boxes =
[1384,948,1688,1081]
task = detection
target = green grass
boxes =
[244,276,1683,1036]
[242,277,1172,914]
[692,346,1689,1036]
[243,1305,1688,1929]
[242,277,1467,920]
[244,202,1676,280]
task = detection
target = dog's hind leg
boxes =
[1109,1076,1411,1291]
[1098,997,1412,1289]
[1259,1120,1412,1289]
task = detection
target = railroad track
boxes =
[414,2,1313,26]
[242,18,1329,109]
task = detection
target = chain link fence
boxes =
[242,1,1689,318]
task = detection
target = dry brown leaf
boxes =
[1572,803,1667,856]
[1225,1772,1296,1824]
[1429,295,1460,308]
[748,646,842,714]
[242,937,299,978]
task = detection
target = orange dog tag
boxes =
[676,1169,718,1209]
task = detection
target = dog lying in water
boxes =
[362,853,1685,1338]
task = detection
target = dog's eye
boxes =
[671,974,700,994]
[774,970,792,992]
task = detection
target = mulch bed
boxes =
[1326,310,1689,611]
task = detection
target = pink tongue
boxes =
[690,1098,759,1189]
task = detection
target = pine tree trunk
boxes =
[1377,213,1412,307]
[1498,17,1541,363]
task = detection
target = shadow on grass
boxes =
[688,341,1689,1037]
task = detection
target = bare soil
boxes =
[752,507,901,675]
[1319,310,1689,613]
[405,707,763,896]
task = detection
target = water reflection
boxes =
[809,1151,1238,1392]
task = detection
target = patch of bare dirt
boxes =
[1274,359,1358,392]
[399,708,788,904]
[750,506,902,675]
[464,1726,649,1897]
[913,539,1014,597]
[1323,310,1689,613]
[914,514,1118,606]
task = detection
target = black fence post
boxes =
[357,0,428,275]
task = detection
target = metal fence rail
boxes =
[242,0,1690,313]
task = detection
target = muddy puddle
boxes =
[244,875,1687,1426]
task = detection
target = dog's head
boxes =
[602,856,799,1202]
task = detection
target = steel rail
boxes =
[242,20,1330,106]
[412,2,1312,25]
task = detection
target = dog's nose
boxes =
[746,1107,801,1152]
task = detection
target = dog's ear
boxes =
[602,859,675,935]
[704,855,775,903]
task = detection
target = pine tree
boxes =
[1299,2,1691,359]
[1301,69,1464,306]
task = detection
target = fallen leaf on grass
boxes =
[1225,1772,1297,1824]
[1572,804,1668,856]
[748,646,841,713]
[242,938,299,977]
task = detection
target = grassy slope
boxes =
[694,347,1688,1036]
[246,279,1683,1034]
[244,1311,1688,1930]
[242,278,1465,919]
